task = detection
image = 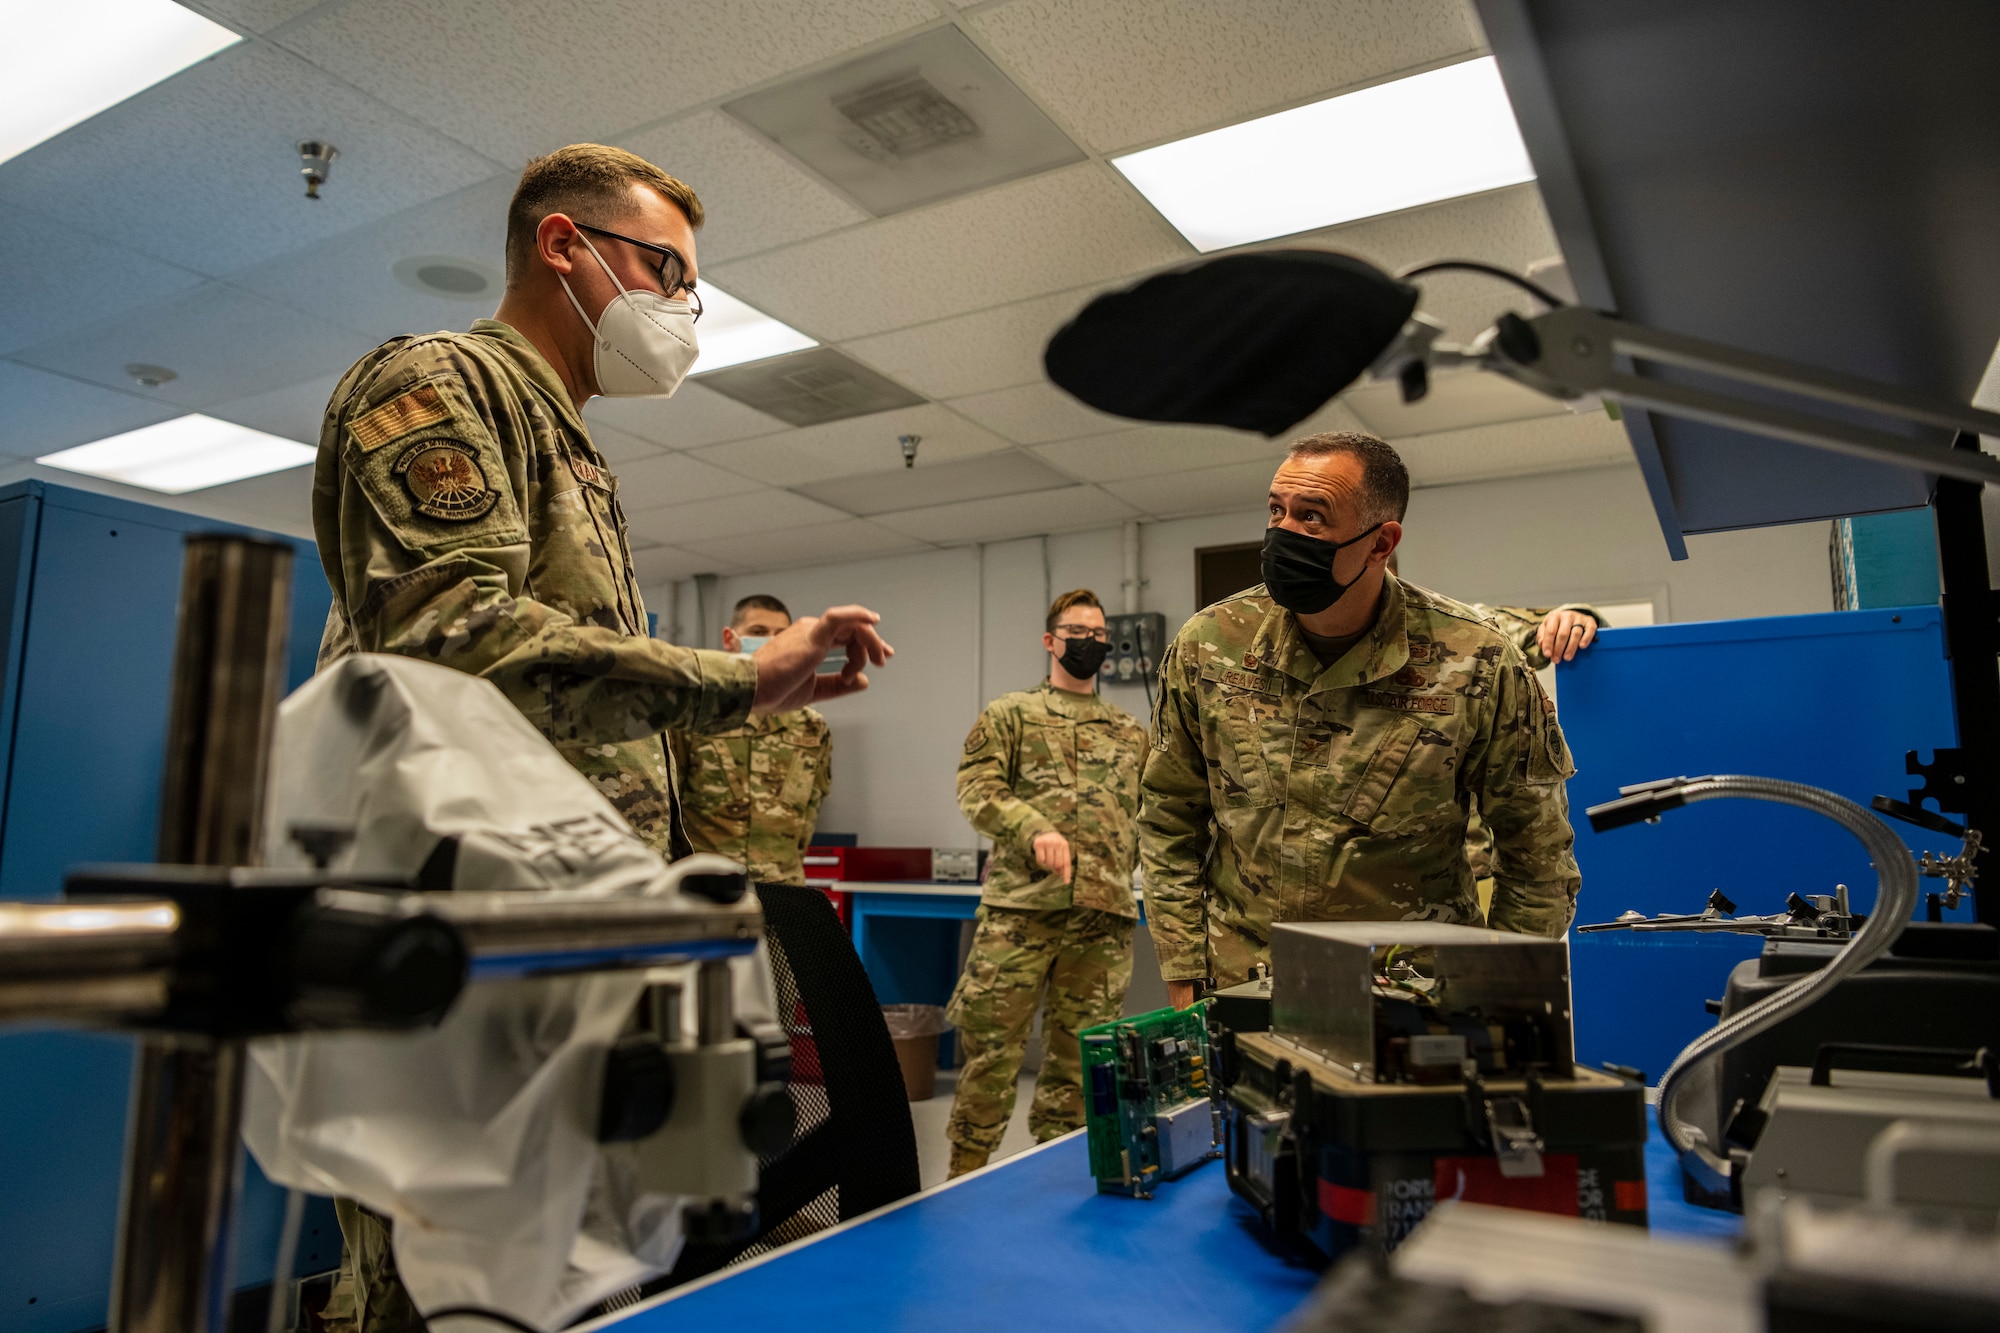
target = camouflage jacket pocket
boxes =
[1212,688,1288,809]
[775,733,826,807]
[1341,716,1458,833]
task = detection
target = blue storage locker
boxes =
[1555,606,1963,1086]
[0,482,339,1331]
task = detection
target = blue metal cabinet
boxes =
[1556,606,1961,1084]
[0,482,338,1331]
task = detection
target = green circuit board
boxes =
[1081,1001,1219,1198]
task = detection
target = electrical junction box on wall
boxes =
[1100,612,1167,688]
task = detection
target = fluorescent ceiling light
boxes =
[692,285,817,374]
[0,0,240,166]
[39,415,315,493]
[1112,57,1536,253]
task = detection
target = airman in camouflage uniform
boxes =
[1142,435,1581,995]
[945,592,1147,1177]
[311,145,892,1331]
[669,709,831,885]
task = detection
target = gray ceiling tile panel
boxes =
[1391,410,1632,487]
[632,542,742,583]
[619,110,868,267]
[587,383,790,452]
[946,380,1130,445]
[796,448,1072,514]
[605,448,770,510]
[838,282,1113,400]
[968,0,1481,152]
[0,42,499,276]
[1032,426,1285,484]
[1341,366,1569,438]
[623,487,851,543]
[706,163,1188,341]
[0,203,207,357]
[278,0,936,163]
[678,517,926,570]
[1100,457,1280,520]
[691,402,1013,486]
[872,483,1136,543]
[696,346,924,426]
[0,360,181,460]
[203,372,344,444]
[11,280,375,411]
[183,0,328,34]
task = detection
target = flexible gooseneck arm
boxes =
[1586,775,1919,1185]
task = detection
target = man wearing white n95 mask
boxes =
[311,147,893,1329]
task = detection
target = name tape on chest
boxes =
[1360,689,1455,715]
[570,458,617,493]
[1213,667,1281,695]
[350,384,449,453]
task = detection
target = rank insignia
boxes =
[1242,653,1258,669]
[396,441,499,521]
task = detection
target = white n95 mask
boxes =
[560,231,699,398]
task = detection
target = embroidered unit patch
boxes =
[395,441,499,521]
[350,384,448,452]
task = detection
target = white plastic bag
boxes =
[240,654,765,1326]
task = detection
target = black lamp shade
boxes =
[1043,250,1419,437]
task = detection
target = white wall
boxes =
[646,463,1833,848]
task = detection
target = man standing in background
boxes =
[670,595,832,886]
[944,590,1148,1177]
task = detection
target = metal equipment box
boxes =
[1271,922,1574,1083]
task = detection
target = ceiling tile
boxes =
[633,542,741,583]
[185,0,327,33]
[226,176,514,345]
[1278,184,1560,339]
[0,360,179,460]
[946,380,1129,444]
[968,0,1481,153]
[10,281,375,410]
[1032,425,1285,483]
[619,110,867,267]
[872,483,1136,543]
[678,518,926,571]
[624,487,851,544]
[279,0,935,163]
[586,421,667,464]
[706,163,1188,341]
[796,448,1071,514]
[204,372,343,444]
[0,42,499,277]
[692,402,1012,487]
[0,202,206,357]
[1341,365,1570,438]
[1396,410,1632,487]
[1100,457,1279,520]
[608,448,769,511]
[839,282,1113,400]
[586,382,789,451]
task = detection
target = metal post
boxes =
[112,535,293,1333]
[1923,434,2000,925]
[697,958,734,1046]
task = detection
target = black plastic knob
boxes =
[740,1083,796,1156]
[598,1035,675,1143]
[683,1196,758,1246]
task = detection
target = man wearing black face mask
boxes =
[943,589,1148,1176]
[1140,432,1582,1007]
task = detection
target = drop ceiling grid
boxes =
[272,0,942,163]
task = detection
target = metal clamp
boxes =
[1483,1096,1546,1179]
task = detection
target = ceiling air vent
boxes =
[724,25,1084,216]
[697,347,925,427]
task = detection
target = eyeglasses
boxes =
[576,223,703,322]
[1053,624,1109,642]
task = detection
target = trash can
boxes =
[881,1004,951,1101]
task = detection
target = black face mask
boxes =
[1058,635,1111,682]
[1261,522,1383,615]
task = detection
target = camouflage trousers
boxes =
[322,1200,423,1333]
[944,905,1135,1158]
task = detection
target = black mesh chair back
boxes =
[661,882,921,1285]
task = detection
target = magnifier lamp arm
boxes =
[1487,305,2000,486]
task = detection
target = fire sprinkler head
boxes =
[298,141,338,200]
[898,434,920,468]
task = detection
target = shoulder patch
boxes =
[1360,689,1455,715]
[395,441,499,521]
[964,722,988,755]
[350,383,450,453]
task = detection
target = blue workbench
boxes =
[592,1113,1733,1331]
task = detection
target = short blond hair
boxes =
[505,144,703,280]
[1046,588,1103,633]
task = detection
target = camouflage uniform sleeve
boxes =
[956,700,1056,853]
[1137,640,1212,982]
[800,714,832,860]
[1472,603,1604,671]
[325,346,755,740]
[1465,644,1582,936]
